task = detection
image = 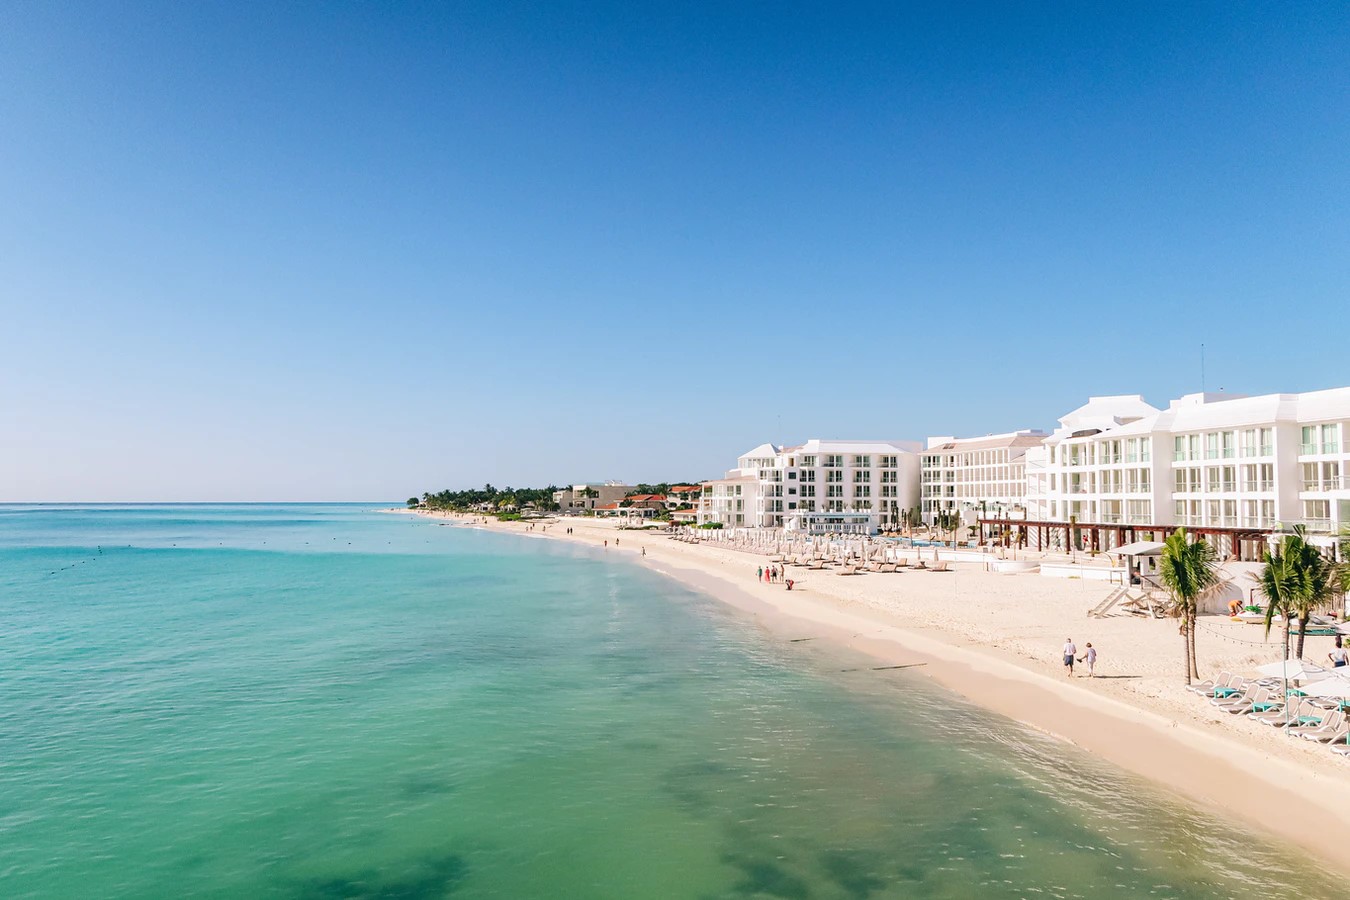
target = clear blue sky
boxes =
[2,2,1346,501]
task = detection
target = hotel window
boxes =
[1188,435,1201,460]
[824,455,843,467]
[1261,500,1274,523]
[1259,463,1274,491]
[1221,431,1234,459]
[826,470,843,483]
[826,485,843,498]
[1206,500,1220,523]
[880,455,897,468]
[1303,500,1331,530]
[1173,436,1186,462]
[1127,500,1150,523]
[1174,470,1188,494]
[800,485,815,497]
[1241,429,1258,457]
[1323,424,1339,454]
[855,486,871,498]
[801,470,815,482]
[1222,500,1236,526]
[802,456,816,467]
[853,455,871,467]
[1259,428,1273,456]
[1205,467,1221,492]
[1301,426,1317,455]
[853,470,871,483]
[1174,500,1187,522]
[1302,462,1319,491]
[1205,433,1219,459]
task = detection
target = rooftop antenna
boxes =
[1200,343,1206,393]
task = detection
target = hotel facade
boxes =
[1004,387,1350,557]
[698,439,921,534]
[920,430,1047,525]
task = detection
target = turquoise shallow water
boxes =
[0,504,1338,898]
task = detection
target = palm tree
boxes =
[1261,528,1348,660]
[1260,535,1300,660]
[1159,527,1219,684]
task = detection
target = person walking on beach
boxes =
[1330,637,1348,669]
[641,547,645,557]
[757,566,763,582]
[1063,638,1077,677]
[1077,643,1097,677]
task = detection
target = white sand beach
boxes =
[401,508,1350,872]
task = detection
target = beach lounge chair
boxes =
[1249,698,1312,726]
[931,560,951,572]
[1187,671,1235,695]
[895,558,910,568]
[1331,743,1350,757]
[1285,712,1339,739]
[1211,684,1265,713]
[837,566,860,576]
[1207,675,1248,700]
[1296,711,1347,742]
[878,563,897,573]
[913,560,928,570]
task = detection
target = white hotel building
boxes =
[920,430,1047,525]
[1007,387,1350,558]
[698,439,921,534]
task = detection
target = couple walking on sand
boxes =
[1062,638,1098,677]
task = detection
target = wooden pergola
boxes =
[976,517,1273,562]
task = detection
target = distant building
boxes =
[666,484,702,508]
[697,439,921,534]
[623,493,667,511]
[920,430,1048,525]
[553,482,634,513]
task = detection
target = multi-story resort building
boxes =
[698,439,921,534]
[1004,387,1350,559]
[920,430,1047,525]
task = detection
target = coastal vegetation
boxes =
[1159,527,1219,684]
[413,485,562,512]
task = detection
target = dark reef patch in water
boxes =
[819,849,886,899]
[721,851,811,899]
[660,759,740,815]
[293,852,466,899]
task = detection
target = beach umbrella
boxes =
[1300,677,1350,699]
[1255,660,1330,682]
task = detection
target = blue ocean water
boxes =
[0,504,1336,898]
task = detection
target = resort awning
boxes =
[1106,541,1166,557]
